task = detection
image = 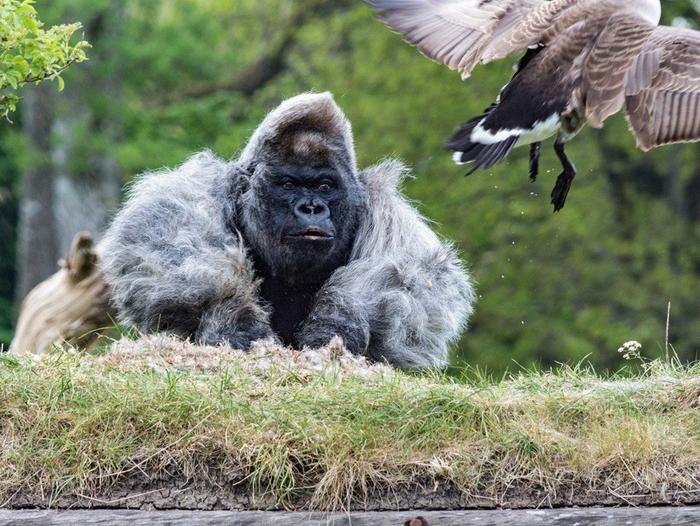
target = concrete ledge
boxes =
[2,507,700,526]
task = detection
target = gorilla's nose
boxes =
[294,200,330,221]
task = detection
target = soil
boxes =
[5,468,700,511]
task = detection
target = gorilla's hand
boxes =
[296,308,370,355]
[218,324,282,351]
[196,300,278,350]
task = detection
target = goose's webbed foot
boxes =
[550,140,576,212]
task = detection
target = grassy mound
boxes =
[1,337,699,511]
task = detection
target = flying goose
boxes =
[368,0,700,211]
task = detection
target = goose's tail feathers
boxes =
[447,105,519,174]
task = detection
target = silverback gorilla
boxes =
[101,93,475,369]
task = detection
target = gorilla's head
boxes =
[235,93,368,287]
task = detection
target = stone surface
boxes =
[2,507,700,526]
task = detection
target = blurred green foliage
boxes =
[0,0,89,118]
[0,0,698,371]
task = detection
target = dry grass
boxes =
[1,336,700,510]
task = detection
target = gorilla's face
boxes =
[271,163,343,252]
[240,161,366,287]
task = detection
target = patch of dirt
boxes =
[6,469,700,511]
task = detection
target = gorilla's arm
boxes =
[100,152,275,348]
[297,160,475,369]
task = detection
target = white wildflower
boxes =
[617,340,642,360]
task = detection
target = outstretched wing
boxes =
[368,0,579,79]
[624,26,700,151]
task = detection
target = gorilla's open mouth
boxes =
[290,227,334,240]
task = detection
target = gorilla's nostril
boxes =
[295,200,329,219]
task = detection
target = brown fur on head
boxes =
[277,129,333,168]
[238,92,357,174]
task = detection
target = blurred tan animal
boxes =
[10,232,111,356]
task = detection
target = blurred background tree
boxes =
[0,0,698,372]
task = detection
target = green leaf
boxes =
[0,0,89,119]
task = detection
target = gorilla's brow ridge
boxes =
[269,164,339,184]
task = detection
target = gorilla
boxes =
[101,93,475,369]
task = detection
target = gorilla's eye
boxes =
[318,178,336,192]
[282,181,295,190]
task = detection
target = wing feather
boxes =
[582,12,657,127]
[624,26,700,150]
[369,0,550,79]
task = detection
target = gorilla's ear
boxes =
[238,92,357,173]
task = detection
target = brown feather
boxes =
[583,12,656,127]
[624,26,700,149]
[369,0,543,78]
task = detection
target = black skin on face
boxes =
[268,163,342,244]
[243,162,361,347]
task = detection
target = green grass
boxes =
[1,336,700,510]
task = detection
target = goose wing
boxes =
[582,11,658,128]
[624,26,700,151]
[367,0,579,79]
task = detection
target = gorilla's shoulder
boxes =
[125,150,231,207]
[102,150,240,264]
[353,158,440,257]
[359,158,411,196]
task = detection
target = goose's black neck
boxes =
[513,43,546,79]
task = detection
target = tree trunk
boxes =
[15,5,124,301]
[51,7,123,256]
[15,85,59,301]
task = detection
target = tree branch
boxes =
[23,59,78,84]
[153,0,351,107]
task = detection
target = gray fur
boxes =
[100,92,475,369]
